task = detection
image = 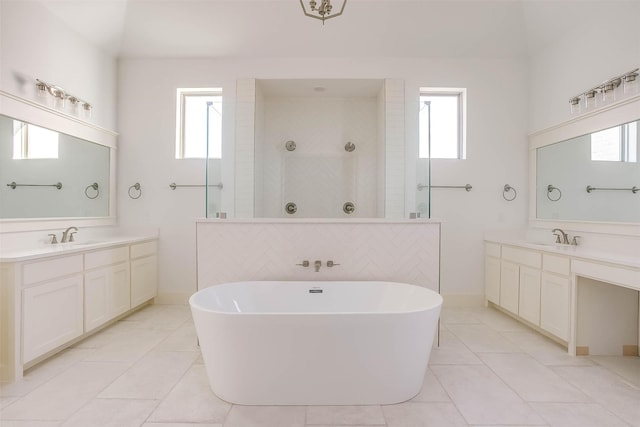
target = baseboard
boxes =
[155,292,191,305]
[441,294,485,307]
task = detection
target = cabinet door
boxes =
[131,255,158,307]
[85,262,131,333]
[23,275,84,363]
[518,266,541,325]
[500,261,519,314]
[485,256,501,304]
[540,272,571,341]
[110,262,131,317]
[85,268,110,332]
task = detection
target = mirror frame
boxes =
[528,93,640,236]
[0,90,117,232]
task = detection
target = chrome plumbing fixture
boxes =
[285,202,297,214]
[344,141,355,152]
[326,260,340,267]
[48,233,58,244]
[551,228,569,245]
[296,260,310,267]
[61,226,78,243]
[343,202,355,214]
[571,236,581,246]
[314,260,322,272]
[285,140,296,151]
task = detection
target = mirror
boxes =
[536,119,639,223]
[0,114,110,219]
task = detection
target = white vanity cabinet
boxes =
[484,243,501,305]
[130,241,158,307]
[497,246,542,321]
[0,237,158,381]
[84,246,131,332]
[540,254,571,341]
[22,255,84,364]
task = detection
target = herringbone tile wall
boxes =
[196,220,440,292]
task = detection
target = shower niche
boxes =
[251,79,386,218]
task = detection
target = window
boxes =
[591,121,637,162]
[12,121,59,159]
[419,88,466,159]
[176,88,222,159]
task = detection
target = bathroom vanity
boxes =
[0,236,158,382]
[484,238,639,356]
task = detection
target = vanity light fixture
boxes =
[35,79,92,118]
[569,67,639,115]
[300,0,347,24]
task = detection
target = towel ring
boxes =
[547,184,562,202]
[84,182,99,199]
[503,184,517,201]
[128,183,142,199]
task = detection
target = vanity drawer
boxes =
[130,240,157,259]
[85,246,129,270]
[502,246,541,269]
[543,254,570,276]
[23,255,83,286]
[485,242,501,258]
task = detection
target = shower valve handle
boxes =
[326,260,340,267]
[296,260,310,267]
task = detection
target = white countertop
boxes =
[0,234,158,262]
[485,237,640,270]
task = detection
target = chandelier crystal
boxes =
[300,0,347,24]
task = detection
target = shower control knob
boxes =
[285,140,296,151]
[326,260,340,267]
[296,260,310,267]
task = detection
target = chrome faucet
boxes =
[314,260,322,272]
[61,226,78,243]
[551,228,569,245]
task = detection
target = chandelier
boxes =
[299,0,347,24]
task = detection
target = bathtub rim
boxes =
[189,280,443,316]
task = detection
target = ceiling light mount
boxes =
[300,0,347,25]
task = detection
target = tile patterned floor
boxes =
[1,304,639,427]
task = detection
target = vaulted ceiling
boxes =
[33,0,635,59]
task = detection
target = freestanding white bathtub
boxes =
[189,281,442,405]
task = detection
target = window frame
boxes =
[12,121,59,160]
[175,88,223,159]
[590,121,637,163]
[419,87,466,160]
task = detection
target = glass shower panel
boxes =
[205,101,223,218]
[415,158,431,218]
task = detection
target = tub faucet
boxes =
[551,228,569,244]
[314,260,322,272]
[61,226,78,243]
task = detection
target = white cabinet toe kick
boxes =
[485,241,639,357]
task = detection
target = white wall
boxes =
[527,2,640,133]
[117,57,529,300]
[0,1,117,130]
